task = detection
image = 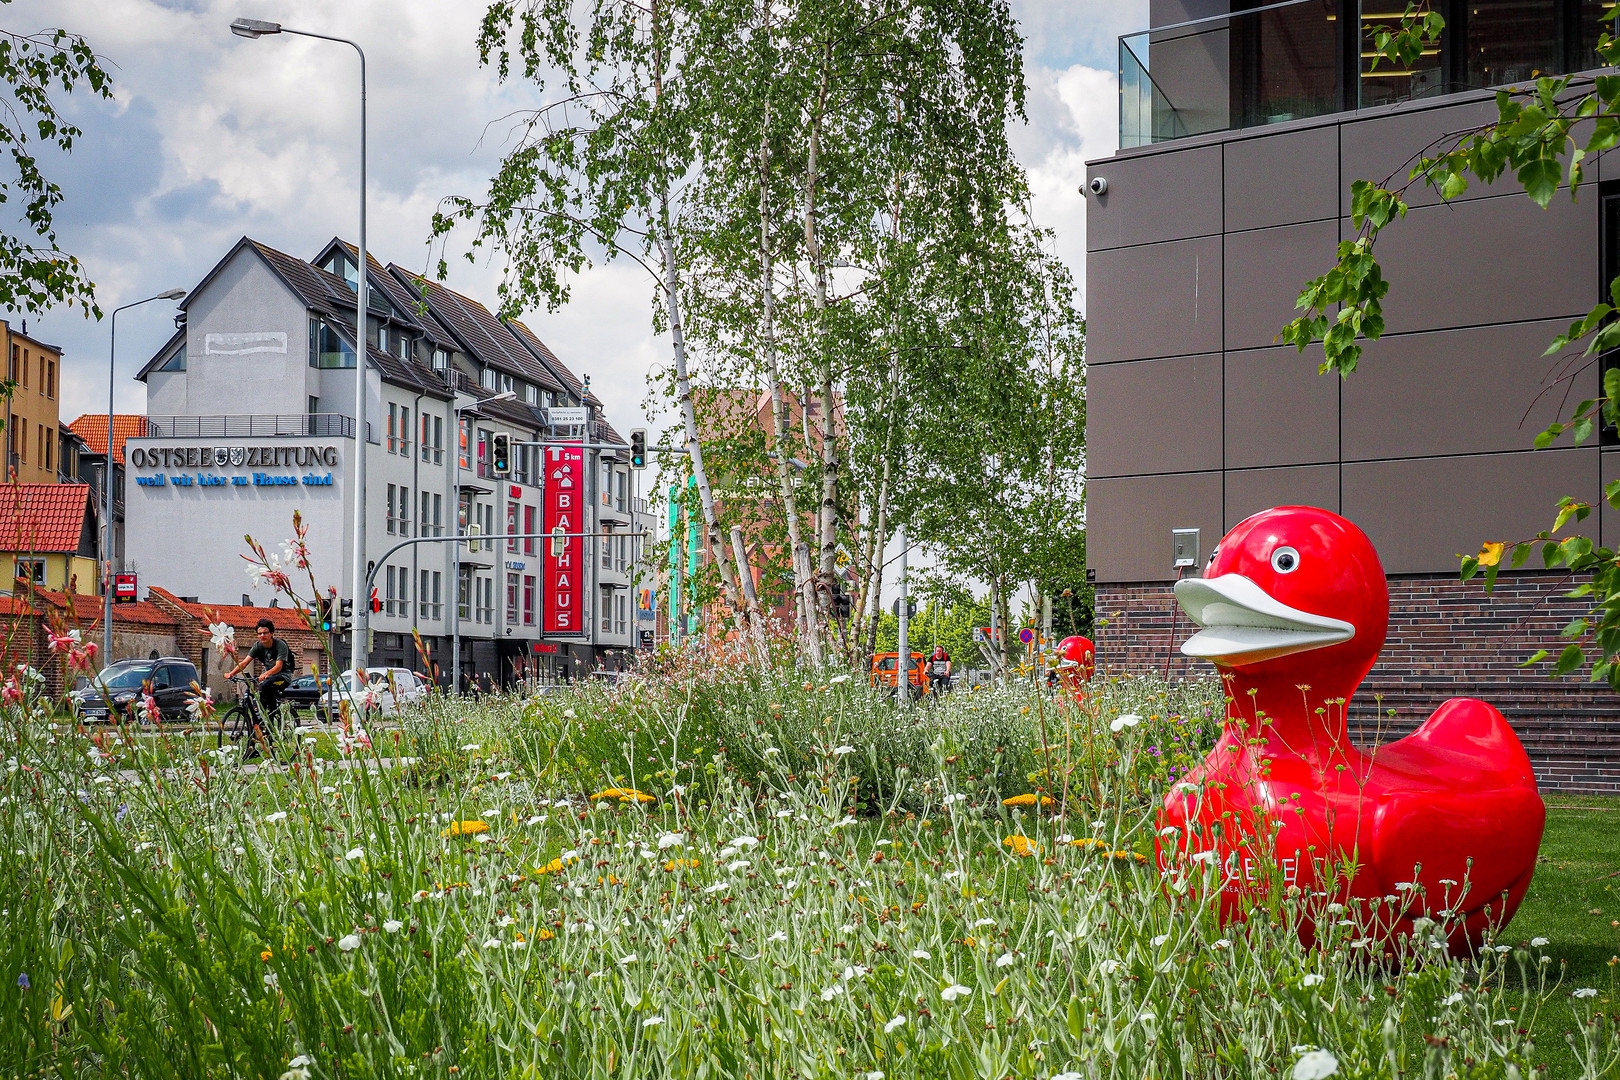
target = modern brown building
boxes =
[3,321,64,484]
[1087,0,1620,791]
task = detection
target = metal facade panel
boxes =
[1086,145,1223,252]
[1341,449,1599,575]
[1223,219,1340,350]
[1086,471,1224,583]
[1224,346,1338,468]
[1087,354,1223,478]
[1087,235,1224,363]
[1339,96,1500,210]
[1372,193,1595,335]
[1224,464,1339,530]
[1224,125,1339,233]
[1342,319,1598,461]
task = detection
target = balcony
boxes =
[1120,0,1618,150]
[144,414,357,439]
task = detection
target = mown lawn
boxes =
[1519,795,1620,984]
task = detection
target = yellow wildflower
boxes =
[589,787,656,803]
[259,949,272,962]
[961,935,978,948]
[1003,835,1040,858]
[442,819,490,837]
[664,858,702,872]
[1067,837,1107,851]
[535,855,579,876]
[1001,794,1054,808]
[538,929,555,941]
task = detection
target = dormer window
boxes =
[480,367,496,390]
[524,384,537,404]
[432,348,448,372]
[321,252,359,290]
[377,326,388,353]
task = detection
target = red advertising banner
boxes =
[543,444,585,634]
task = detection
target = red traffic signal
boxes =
[369,588,382,614]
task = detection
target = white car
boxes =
[321,667,429,717]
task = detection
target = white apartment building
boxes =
[125,236,655,684]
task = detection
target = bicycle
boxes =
[216,675,294,760]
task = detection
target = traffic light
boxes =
[629,428,647,469]
[370,587,382,614]
[338,597,353,632]
[491,433,511,476]
[315,595,334,633]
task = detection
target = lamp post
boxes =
[230,16,370,672]
[451,390,514,695]
[103,289,185,665]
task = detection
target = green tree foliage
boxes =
[1281,3,1620,686]
[0,8,111,316]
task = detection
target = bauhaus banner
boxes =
[543,444,584,635]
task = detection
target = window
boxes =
[398,566,410,619]
[524,384,537,404]
[523,574,535,625]
[14,558,43,584]
[21,349,27,388]
[420,490,432,538]
[432,415,443,464]
[421,413,443,464]
[8,344,15,381]
[616,592,627,636]
[386,484,397,534]
[477,427,491,477]
[309,319,356,369]
[480,503,494,552]
[385,565,397,616]
[45,359,55,399]
[157,345,186,372]
[18,417,25,463]
[397,485,411,536]
[601,461,612,504]
[601,524,614,570]
[43,427,51,472]
[397,334,409,359]
[433,493,444,537]
[500,372,515,394]
[506,571,520,624]
[433,347,448,372]
[477,576,494,623]
[600,585,613,633]
[458,566,472,620]
[388,404,399,453]
[616,469,626,511]
[458,417,470,469]
[398,406,411,456]
[421,569,443,620]
[524,505,536,555]
[618,532,627,573]
[377,325,389,353]
[481,367,496,390]
[309,396,320,415]
[507,500,519,552]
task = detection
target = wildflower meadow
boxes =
[1,651,1616,1079]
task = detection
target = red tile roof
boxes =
[147,586,316,633]
[37,591,178,629]
[68,415,149,465]
[0,484,93,553]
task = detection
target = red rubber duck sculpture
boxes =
[1156,506,1544,954]
[1055,635,1095,702]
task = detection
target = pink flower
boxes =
[46,629,81,656]
[1,679,23,707]
[140,692,161,725]
[67,643,98,674]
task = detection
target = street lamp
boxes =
[452,390,514,695]
[230,15,371,673]
[104,288,186,665]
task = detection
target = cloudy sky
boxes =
[9,0,1143,443]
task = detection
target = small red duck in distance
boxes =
[1055,635,1095,701]
[1157,506,1544,953]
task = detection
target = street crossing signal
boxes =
[629,428,647,469]
[370,588,383,614]
[491,433,511,476]
[315,595,334,633]
[338,597,353,632]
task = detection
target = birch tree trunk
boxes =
[802,46,840,612]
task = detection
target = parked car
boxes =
[74,657,201,723]
[869,652,929,697]
[281,673,331,720]
[320,667,429,717]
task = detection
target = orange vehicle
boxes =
[870,651,929,696]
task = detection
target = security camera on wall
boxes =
[1087,176,1108,196]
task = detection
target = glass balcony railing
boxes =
[1120,0,1339,149]
[1121,0,1620,150]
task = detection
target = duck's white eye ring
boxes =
[1271,546,1300,574]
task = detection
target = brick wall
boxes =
[1096,572,1620,794]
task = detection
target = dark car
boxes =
[74,657,200,723]
[282,673,333,721]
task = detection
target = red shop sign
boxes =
[543,444,584,635]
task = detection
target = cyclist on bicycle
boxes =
[226,617,293,758]
[927,645,952,695]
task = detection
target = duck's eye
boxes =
[1271,546,1300,574]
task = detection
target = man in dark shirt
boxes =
[226,618,294,757]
